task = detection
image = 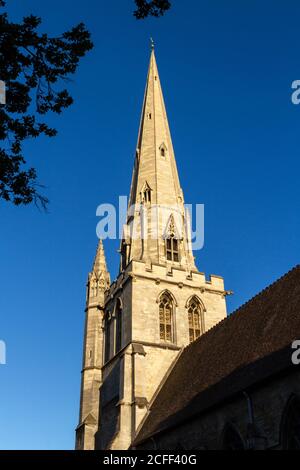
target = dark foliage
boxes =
[0,0,171,209]
[134,0,171,19]
[0,0,93,208]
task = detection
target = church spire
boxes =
[129,48,181,209]
[123,48,196,272]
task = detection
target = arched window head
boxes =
[222,424,245,450]
[159,292,174,343]
[115,299,123,353]
[281,395,300,449]
[187,297,204,343]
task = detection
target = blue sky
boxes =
[1,0,300,449]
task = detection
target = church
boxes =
[75,47,300,451]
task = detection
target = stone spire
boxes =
[91,239,110,290]
[75,239,110,450]
[121,49,196,272]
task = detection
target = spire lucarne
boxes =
[121,49,196,273]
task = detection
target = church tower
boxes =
[76,240,110,450]
[77,46,228,450]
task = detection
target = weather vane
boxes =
[150,37,155,50]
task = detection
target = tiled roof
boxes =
[134,265,300,446]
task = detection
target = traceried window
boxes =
[187,297,204,343]
[165,215,180,262]
[159,292,174,343]
[166,234,180,262]
[115,300,122,353]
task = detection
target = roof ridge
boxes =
[183,264,300,354]
[230,264,300,316]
